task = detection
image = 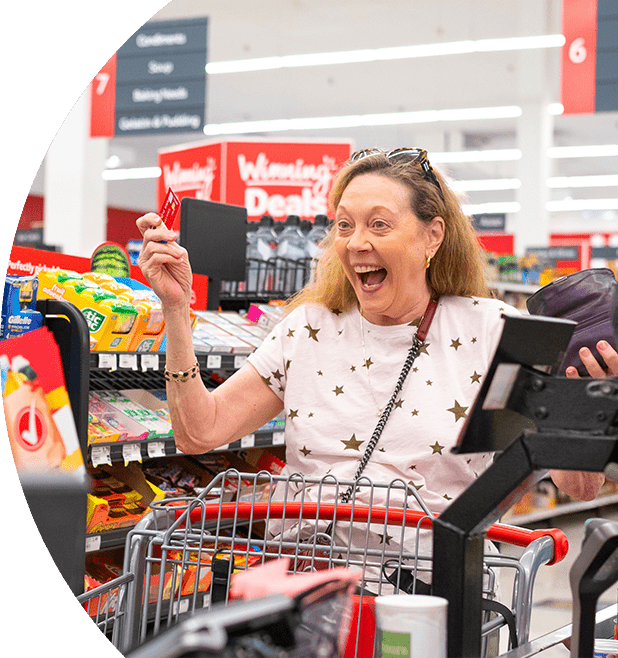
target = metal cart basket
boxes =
[118,469,568,657]
[77,572,134,647]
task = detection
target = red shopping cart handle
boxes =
[182,501,568,565]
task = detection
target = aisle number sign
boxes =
[90,17,208,137]
[561,0,618,114]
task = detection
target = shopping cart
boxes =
[77,571,134,648]
[118,469,568,657]
[222,257,312,301]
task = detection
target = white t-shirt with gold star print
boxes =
[248,295,519,514]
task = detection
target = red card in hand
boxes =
[159,188,180,229]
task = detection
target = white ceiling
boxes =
[29,0,618,235]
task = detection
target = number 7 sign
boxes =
[90,53,117,137]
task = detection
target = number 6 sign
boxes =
[561,0,597,115]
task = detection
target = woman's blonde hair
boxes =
[286,151,490,313]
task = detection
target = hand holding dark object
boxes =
[565,340,618,379]
[136,213,193,310]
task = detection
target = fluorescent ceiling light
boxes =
[547,175,618,188]
[547,103,564,115]
[102,167,161,180]
[450,178,521,192]
[462,201,521,215]
[203,106,522,136]
[546,199,618,211]
[549,145,618,158]
[206,34,565,74]
[431,149,522,163]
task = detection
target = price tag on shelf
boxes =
[141,354,160,371]
[207,354,222,369]
[272,432,285,446]
[234,355,248,369]
[147,441,166,458]
[122,443,142,465]
[119,354,138,370]
[241,434,255,448]
[85,535,101,553]
[98,353,117,371]
[91,445,112,467]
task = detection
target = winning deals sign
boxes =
[157,139,352,221]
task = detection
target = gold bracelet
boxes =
[164,360,200,383]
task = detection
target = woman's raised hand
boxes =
[565,340,618,379]
[136,213,193,309]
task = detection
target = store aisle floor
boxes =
[500,505,618,656]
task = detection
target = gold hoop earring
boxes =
[425,255,432,269]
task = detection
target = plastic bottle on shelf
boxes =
[247,215,278,293]
[306,214,330,260]
[276,215,310,294]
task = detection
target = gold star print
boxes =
[363,357,374,369]
[418,343,430,356]
[410,464,417,470]
[378,532,393,545]
[471,337,477,344]
[447,400,469,422]
[341,434,363,451]
[408,315,422,327]
[394,399,404,409]
[261,375,272,386]
[333,385,344,396]
[409,481,424,491]
[473,300,479,306]
[304,323,320,341]
[426,380,433,386]
[287,329,295,338]
[412,367,418,373]
[430,441,445,455]
[450,338,462,350]
[470,371,482,384]
[378,447,386,452]
[332,309,342,316]
[272,369,284,381]
[338,330,344,335]
[300,446,311,457]
[350,365,356,372]
[317,370,323,376]
[285,359,291,372]
[443,494,453,501]
[308,412,314,418]
[411,409,419,416]
[288,409,299,419]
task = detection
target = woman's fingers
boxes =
[565,366,580,379]
[598,340,618,376]
[578,346,607,378]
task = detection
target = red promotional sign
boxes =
[561,0,598,115]
[157,139,353,221]
[90,54,117,138]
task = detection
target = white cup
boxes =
[594,638,618,657]
[374,594,448,658]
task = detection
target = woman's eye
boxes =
[336,220,351,231]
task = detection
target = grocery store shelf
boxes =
[90,351,251,374]
[506,492,618,526]
[88,427,286,466]
[489,281,540,295]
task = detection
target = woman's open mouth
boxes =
[354,265,387,291]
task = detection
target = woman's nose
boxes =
[347,227,371,252]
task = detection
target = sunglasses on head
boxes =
[347,147,444,200]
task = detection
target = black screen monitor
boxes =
[454,314,576,454]
[179,197,247,281]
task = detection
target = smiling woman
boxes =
[136,146,606,597]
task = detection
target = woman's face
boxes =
[334,172,444,326]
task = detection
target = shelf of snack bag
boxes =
[502,476,618,526]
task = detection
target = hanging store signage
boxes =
[471,213,506,232]
[156,139,353,221]
[90,17,208,137]
[526,245,580,261]
[561,0,618,114]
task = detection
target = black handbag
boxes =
[526,268,618,374]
